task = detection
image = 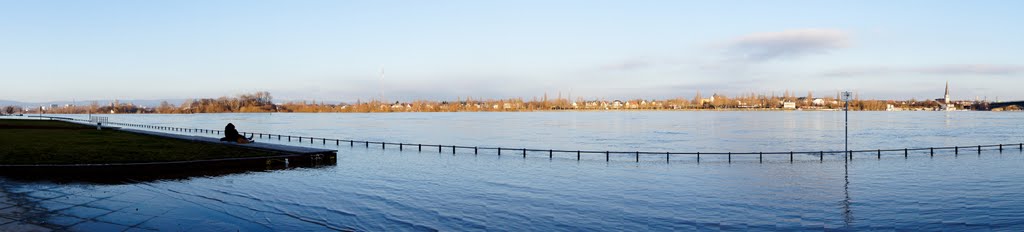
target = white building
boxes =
[783,102,796,109]
[611,100,623,109]
[812,98,825,106]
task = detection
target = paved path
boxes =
[121,128,337,155]
[63,119,336,155]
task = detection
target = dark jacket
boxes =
[219,123,242,142]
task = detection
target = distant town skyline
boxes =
[1,1,1022,102]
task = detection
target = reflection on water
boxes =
[2,112,1023,230]
[843,158,853,227]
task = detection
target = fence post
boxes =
[522,149,526,158]
[955,146,959,154]
[323,138,326,145]
[365,141,369,148]
[288,136,291,142]
[790,151,793,163]
[877,149,880,159]
[930,147,934,156]
[820,151,824,161]
[605,151,609,162]
[697,152,700,163]
[904,148,908,158]
[474,147,478,154]
[577,151,580,160]
[759,152,763,163]
[454,146,457,155]
[666,152,670,163]
[728,152,731,163]
[636,151,639,163]
[418,144,422,152]
[498,148,501,156]
[1000,144,1003,152]
[978,145,981,154]
[438,145,442,153]
[549,150,553,159]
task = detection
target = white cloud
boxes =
[724,29,850,62]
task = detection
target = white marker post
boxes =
[842,91,853,160]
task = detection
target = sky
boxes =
[1,0,1022,103]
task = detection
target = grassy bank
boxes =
[0,119,276,165]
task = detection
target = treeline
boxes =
[0,91,990,115]
[6,92,276,114]
[173,92,274,113]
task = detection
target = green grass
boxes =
[0,119,277,165]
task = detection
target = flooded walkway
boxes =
[0,178,165,231]
[1,181,54,231]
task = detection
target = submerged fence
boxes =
[34,116,1024,163]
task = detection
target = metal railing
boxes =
[33,116,1024,163]
[88,116,109,124]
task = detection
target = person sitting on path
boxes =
[219,123,254,144]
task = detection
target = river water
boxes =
[3,111,1024,231]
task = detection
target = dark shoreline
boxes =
[0,119,337,183]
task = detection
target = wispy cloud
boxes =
[723,29,850,62]
[599,58,656,71]
[823,64,1024,77]
[918,64,1024,75]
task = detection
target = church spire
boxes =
[943,81,952,109]
[944,81,950,103]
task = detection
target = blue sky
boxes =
[1,0,1021,102]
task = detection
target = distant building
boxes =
[783,102,796,109]
[611,100,623,109]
